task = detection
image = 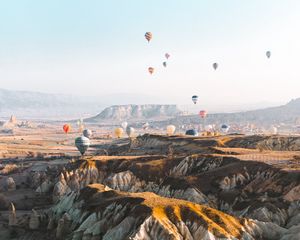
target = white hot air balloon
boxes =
[121,122,128,129]
[142,122,150,130]
[83,129,92,139]
[75,136,90,155]
[126,126,135,138]
[166,125,176,136]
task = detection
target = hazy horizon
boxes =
[1,1,300,107]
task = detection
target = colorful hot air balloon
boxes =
[63,124,71,134]
[199,110,207,119]
[83,129,92,139]
[192,95,198,104]
[166,125,176,136]
[213,63,218,70]
[75,136,90,155]
[145,32,152,42]
[165,53,170,59]
[126,126,135,138]
[266,51,271,58]
[114,127,124,138]
[148,67,154,75]
[121,121,128,129]
[185,129,199,136]
[163,62,167,67]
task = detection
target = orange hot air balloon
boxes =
[148,67,154,75]
[199,110,207,119]
[144,32,152,42]
[63,124,71,134]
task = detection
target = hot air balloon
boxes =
[75,136,90,155]
[63,124,71,134]
[142,122,150,130]
[221,124,230,133]
[192,95,198,104]
[121,121,128,129]
[199,110,207,119]
[205,124,213,132]
[266,51,271,58]
[213,63,218,70]
[126,126,135,138]
[148,67,154,75]
[163,62,167,67]
[185,129,199,136]
[83,129,92,139]
[145,32,152,42]
[114,127,124,138]
[165,53,170,59]
[166,125,176,136]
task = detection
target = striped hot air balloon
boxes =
[192,95,198,104]
[145,32,152,42]
[75,136,90,155]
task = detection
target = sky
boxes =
[0,0,300,108]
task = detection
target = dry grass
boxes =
[0,164,19,175]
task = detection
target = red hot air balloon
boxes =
[199,110,207,119]
[148,67,154,75]
[63,124,71,134]
[144,32,152,42]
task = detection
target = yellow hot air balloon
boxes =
[114,127,124,138]
[166,125,176,136]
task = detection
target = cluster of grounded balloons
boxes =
[145,32,170,75]
[114,121,150,138]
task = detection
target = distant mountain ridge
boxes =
[86,104,183,122]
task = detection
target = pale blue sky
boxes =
[0,0,300,106]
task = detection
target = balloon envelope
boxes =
[63,124,71,134]
[166,125,176,135]
[142,122,150,130]
[121,121,128,129]
[192,95,198,104]
[145,32,152,42]
[199,110,207,118]
[266,51,271,58]
[148,67,154,74]
[114,127,124,138]
[75,136,90,155]
[165,53,170,59]
[163,62,167,67]
[221,124,230,133]
[213,63,218,70]
[126,126,135,137]
[185,129,198,136]
[83,129,92,138]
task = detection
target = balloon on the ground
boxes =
[145,32,152,42]
[83,129,92,138]
[185,129,199,136]
[221,124,230,133]
[213,63,218,70]
[199,110,207,118]
[126,126,135,137]
[166,125,176,135]
[114,127,124,138]
[75,136,90,155]
[163,62,167,67]
[205,125,213,132]
[121,121,128,129]
[148,67,154,75]
[165,53,170,59]
[63,124,71,134]
[266,51,271,58]
[192,95,198,104]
